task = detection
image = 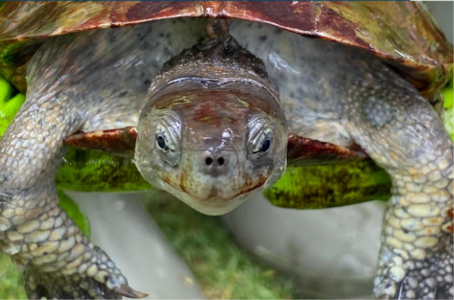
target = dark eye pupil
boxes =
[260,139,271,152]
[157,135,166,149]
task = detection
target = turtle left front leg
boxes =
[345,84,453,299]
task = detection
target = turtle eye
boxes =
[154,119,180,166]
[251,128,273,158]
[248,115,274,160]
[155,126,175,153]
[259,139,271,152]
[156,135,167,150]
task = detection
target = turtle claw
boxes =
[114,284,148,299]
[22,253,147,300]
[374,238,453,300]
[24,268,121,299]
[24,271,129,299]
[374,277,397,299]
[21,246,145,300]
[23,271,147,300]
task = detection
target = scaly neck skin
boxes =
[147,35,279,107]
[135,35,288,215]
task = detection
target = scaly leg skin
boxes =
[0,26,156,300]
[227,19,452,299]
[346,77,453,299]
[0,100,146,299]
[0,18,207,298]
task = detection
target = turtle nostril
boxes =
[204,156,225,167]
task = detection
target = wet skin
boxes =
[135,46,288,215]
[136,85,287,214]
[0,19,452,299]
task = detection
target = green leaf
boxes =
[442,79,453,140]
[0,76,13,103]
[57,189,91,237]
[443,79,453,109]
[0,76,25,136]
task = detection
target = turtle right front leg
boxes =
[343,79,453,299]
[0,100,144,299]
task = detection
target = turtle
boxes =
[0,1,453,299]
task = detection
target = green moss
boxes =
[57,148,152,192]
[265,159,391,209]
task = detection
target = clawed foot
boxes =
[374,237,453,299]
[1,189,147,300]
[22,245,147,299]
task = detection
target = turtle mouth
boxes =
[161,175,268,202]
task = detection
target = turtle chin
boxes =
[159,183,263,216]
[148,153,286,216]
[135,145,287,216]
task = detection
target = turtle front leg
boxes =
[373,156,453,299]
[346,87,453,299]
[0,103,144,299]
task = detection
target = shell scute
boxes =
[0,2,452,96]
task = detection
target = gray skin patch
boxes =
[0,18,452,299]
[363,96,398,128]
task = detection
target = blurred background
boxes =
[0,2,452,299]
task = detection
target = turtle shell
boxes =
[0,1,452,98]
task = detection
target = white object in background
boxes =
[222,195,384,299]
[68,191,204,299]
[222,3,452,298]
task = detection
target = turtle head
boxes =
[135,37,287,215]
[136,80,287,215]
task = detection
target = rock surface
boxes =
[222,195,384,299]
[68,191,203,299]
